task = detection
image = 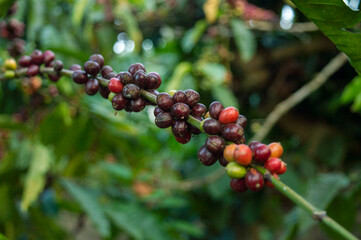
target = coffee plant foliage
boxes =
[0,0,361,239]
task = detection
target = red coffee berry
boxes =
[129,63,146,76]
[174,132,191,144]
[155,112,173,128]
[236,115,247,129]
[206,136,226,154]
[233,144,252,166]
[84,60,100,76]
[70,64,82,71]
[191,103,207,117]
[134,70,147,88]
[219,107,239,124]
[173,90,187,103]
[122,83,140,99]
[184,89,200,107]
[171,120,189,138]
[253,144,271,163]
[117,71,133,85]
[43,50,55,65]
[101,65,113,78]
[99,85,110,99]
[245,168,264,192]
[264,157,282,173]
[157,92,174,111]
[30,49,44,65]
[265,173,280,188]
[202,118,222,135]
[108,78,123,93]
[146,72,161,89]
[171,103,190,119]
[128,97,146,112]
[112,93,127,110]
[84,78,99,95]
[230,178,248,192]
[249,141,262,153]
[19,55,31,67]
[72,70,88,84]
[27,65,39,76]
[276,161,287,175]
[89,54,104,68]
[198,145,218,166]
[209,101,224,119]
[222,123,244,142]
[154,107,164,117]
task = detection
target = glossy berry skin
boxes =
[219,107,239,124]
[171,120,188,138]
[249,141,262,153]
[118,72,133,85]
[70,64,82,71]
[223,144,237,162]
[43,50,55,65]
[198,145,218,166]
[276,161,287,175]
[53,60,63,72]
[245,168,264,192]
[85,78,99,95]
[155,112,173,128]
[174,132,191,144]
[133,70,147,88]
[184,89,200,107]
[268,142,283,158]
[154,107,164,117]
[209,101,224,119]
[84,61,100,76]
[157,92,174,111]
[230,178,248,192]
[202,118,222,135]
[146,72,162,89]
[205,136,226,154]
[191,103,207,117]
[171,103,190,119]
[128,97,146,112]
[264,157,282,173]
[122,84,140,99]
[234,144,252,166]
[101,65,113,78]
[226,162,247,179]
[27,65,39,76]
[108,78,123,93]
[99,85,110,99]
[218,156,229,167]
[48,73,60,82]
[30,50,44,65]
[236,115,247,129]
[72,70,88,84]
[89,54,104,68]
[253,144,271,163]
[129,63,146,76]
[222,124,244,142]
[112,93,127,110]
[173,90,187,103]
[19,55,32,67]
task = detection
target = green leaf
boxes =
[0,114,25,130]
[165,62,193,91]
[340,76,361,104]
[230,19,256,62]
[61,179,110,237]
[21,142,53,211]
[98,162,133,181]
[199,62,227,85]
[72,0,89,28]
[166,220,204,238]
[181,20,208,53]
[211,85,239,108]
[0,0,15,18]
[351,92,361,112]
[0,232,9,240]
[291,0,361,73]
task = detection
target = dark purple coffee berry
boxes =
[48,73,60,82]
[245,168,264,192]
[157,92,174,111]
[19,55,31,67]
[230,178,248,192]
[154,107,164,117]
[253,144,271,163]
[171,120,189,138]
[191,103,207,117]
[99,85,110,99]
[209,101,224,119]
[189,115,202,135]
[106,72,117,79]
[173,90,187,103]
[101,65,113,78]
[112,93,127,110]
[72,70,88,84]
[184,89,200,107]
[27,65,39,76]
[155,112,173,128]
[89,54,104,68]
[128,97,146,112]
[118,71,133,85]
[43,50,55,65]
[218,156,229,167]
[171,103,190,119]
[134,70,147,88]
[146,72,161,89]
[249,141,262,153]
[129,63,146,76]
[222,123,244,142]
[30,50,44,65]
[202,118,222,135]
[122,83,140,99]
[84,60,100,76]
[70,64,82,71]
[53,60,63,73]
[206,136,226,154]
[198,145,218,166]
[85,78,99,95]
[236,115,247,129]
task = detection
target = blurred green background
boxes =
[0,0,361,239]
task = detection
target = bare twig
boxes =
[246,20,318,33]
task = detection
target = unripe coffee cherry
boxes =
[122,83,140,99]
[4,58,17,70]
[4,70,15,79]
[191,103,207,117]
[43,50,55,65]
[222,123,244,142]
[253,144,271,163]
[129,63,146,76]
[108,78,123,93]
[30,49,44,65]
[223,144,237,162]
[198,145,218,166]
[219,107,239,124]
[184,89,200,107]
[173,90,187,103]
[84,60,100,76]
[202,118,222,135]
[89,54,104,69]
[155,112,173,128]
[157,92,174,111]
[230,178,248,192]
[226,162,247,179]
[268,142,283,158]
[108,92,117,102]
[233,144,252,166]
[72,70,88,84]
[171,103,190,119]
[245,168,264,192]
[85,78,99,95]
[171,120,189,138]
[112,93,127,110]
[209,101,224,119]
[205,136,226,154]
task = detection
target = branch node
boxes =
[312,211,327,221]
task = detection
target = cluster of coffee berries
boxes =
[224,141,286,192]
[0,19,24,40]
[154,89,206,144]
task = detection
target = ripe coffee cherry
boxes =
[48,73,60,82]
[157,93,174,111]
[245,168,264,192]
[128,63,146,76]
[219,107,239,124]
[202,118,222,135]
[101,65,113,78]
[70,64,82,71]
[53,60,63,72]
[249,141,262,153]
[209,101,224,119]
[134,70,147,88]
[128,97,146,112]
[191,103,207,117]
[108,78,123,93]
[218,156,229,167]
[155,112,173,128]
[172,120,189,138]
[171,103,190,119]
[264,158,282,174]
[223,144,237,162]
[222,124,244,142]
[268,142,283,158]
[253,144,271,163]
[174,132,191,144]
[30,50,44,65]
[234,144,252,166]
[154,107,164,117]
[206,136,226,154]
[118,71,133,85]
[184,89,200,107]
[198,145,218,166]
[85,78,99,95]
[236,115,247,129]
[230,178,248,192]
[226,162,247,179]
[112,93,127,110]
[265,173,279,188]
[146,72,161,89]
[72,70,88,84]
[188,115,202,135]
[84,61,100,76]
[276,161,287,175]
[89,54,104,68]
[43,50,55,65]
[122,83,140,99]
[27,65,39,76]
[173,90,187,103]
[19,55,32,67]
[99,85,110,99]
